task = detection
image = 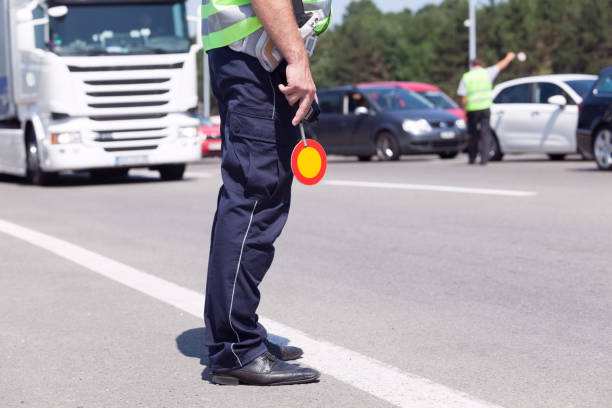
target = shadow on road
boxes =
[176,327,291,383]
[326,155,438,164]
[565,167,602,172]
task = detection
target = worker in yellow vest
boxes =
[457,53,516,165]
[202,0,330,386]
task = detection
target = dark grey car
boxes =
[305,86,468,161]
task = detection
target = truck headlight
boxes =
[402,119,432,135]
[51,132,81,144]
[179,126,198,138]
[455,119,466,129]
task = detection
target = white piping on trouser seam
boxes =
[268,75,276,119]
[228,200,258,367]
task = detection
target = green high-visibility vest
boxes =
[201,0,332,52]
[463,68,493,112]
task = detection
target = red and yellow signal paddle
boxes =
[291,124,327,185]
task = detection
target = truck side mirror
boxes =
[187,9,203,49]
[354,106,369,115]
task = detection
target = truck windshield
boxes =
[49,2,190,56]
[362,88,434,111]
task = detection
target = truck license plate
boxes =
[115,155,148,166]
[440,131,456,139]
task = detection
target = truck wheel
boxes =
[159,164,186,181]
[593,127,612,170]
[26,137,56,186]
[90,168,129,182]
[376,132,400,161]
[438,152,458,160]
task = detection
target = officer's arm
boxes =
[251,0,316,126]
[461,96,467,109]
[496,52,516,72]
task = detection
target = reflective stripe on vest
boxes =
[201,0,332,51]
[463,68,493,112]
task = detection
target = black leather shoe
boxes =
[264,339,303,361]
[211,352,320,386]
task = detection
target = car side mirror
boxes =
[354,106,369,115]
[547,95,567,107]
[48,6,68,18]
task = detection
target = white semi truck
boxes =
[0,0,201,184]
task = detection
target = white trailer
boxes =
[0,0,201,184]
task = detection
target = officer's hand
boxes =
[506,52,516,60]
[279,57,317,126]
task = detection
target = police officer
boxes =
[457,52,516,165]
[202,0,330,386]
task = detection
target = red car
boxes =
[191,112,222,156]
[359,81,466,121]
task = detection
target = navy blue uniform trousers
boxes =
[204,46,299,373]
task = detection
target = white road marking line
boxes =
[0,218,504,408]
[325,180,537,197]
[184,172,215,179]
[128,170,215,179]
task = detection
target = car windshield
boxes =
[418,90,458,109]
[362,88,434,111]
[49,2,190,56]
[565,80,596,98]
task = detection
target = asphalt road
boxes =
[1,153,611,408]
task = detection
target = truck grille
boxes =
[104,145,159,152]
[65,57,188,152]
[84,78,170,86]
[68,62,183,72]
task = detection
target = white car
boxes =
[489,74,597,160]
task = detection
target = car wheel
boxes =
[489,134,504,162]
[25,133,56,186]
[593,127,612,170]
[375,132,400,161]
[90,168,129,182]
[159,164,186,180]
[358,155,372,162]
[548,154,566,161]
[438,152,458,160]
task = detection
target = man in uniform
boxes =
[457,52,516,165]
[201,0,330,386]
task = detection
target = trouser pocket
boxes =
[222,109,296,201]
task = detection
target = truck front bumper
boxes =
[40,137,201,172]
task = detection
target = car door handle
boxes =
[531,111,540,116]
[497,111,505,115]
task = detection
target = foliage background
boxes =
[310,0,612,99]
[198,0,612,110]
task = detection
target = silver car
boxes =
[489,74,597,160]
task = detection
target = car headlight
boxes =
[455,119,466,129]
[179,126,198,138]
[402,119,432,135]
[51,132,81,144]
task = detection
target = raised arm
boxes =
[251,0,316,126]
[496,52,517,72]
